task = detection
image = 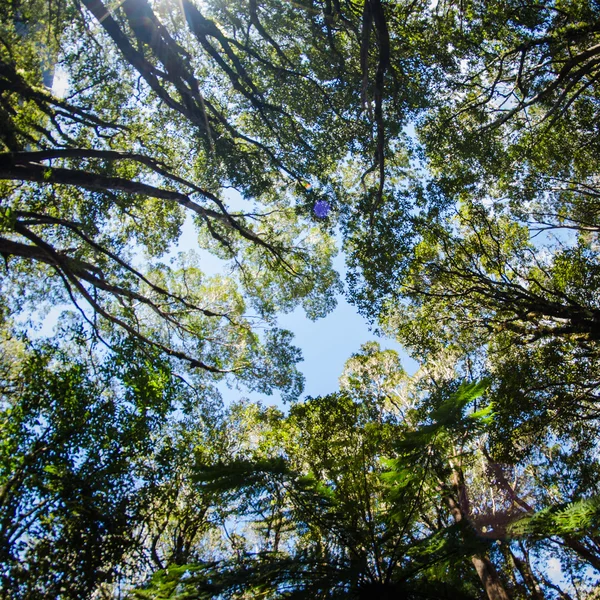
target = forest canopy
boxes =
[2,0,600,598]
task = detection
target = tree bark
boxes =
[506,544,545,600]
[446,468,513,600]
[470,554,513,600]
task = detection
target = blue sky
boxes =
[277,250,419,400]
[171,214,418,406]
[30,207,415,408]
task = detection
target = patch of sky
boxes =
[540,553,598,597]
[52,65,69,98]
[169,187,418,408]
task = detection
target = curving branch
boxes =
[0,152,294,266]
[0,227,242,373]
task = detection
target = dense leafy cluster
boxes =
[2,0,600,598]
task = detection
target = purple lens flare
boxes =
[313,200,331,218]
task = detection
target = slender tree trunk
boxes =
[470,554,512,600]
[446,468,513,600]
[507,543,545,600]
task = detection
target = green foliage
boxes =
[0,331,183,598]
[3,0,600,598]
[0,0,346,381]
[138,364,499,599]
[509,496,600,539]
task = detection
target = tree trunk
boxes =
[446,468,513,600]
[508,543,545,600]
[482,450,600,574]
[471,554,512,600]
